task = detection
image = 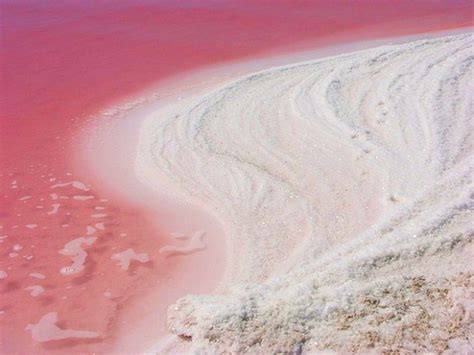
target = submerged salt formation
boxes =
[26,312,98,342]
[138,33,473,352]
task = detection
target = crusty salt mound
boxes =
[138,33,473,353]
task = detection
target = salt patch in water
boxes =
[29,272,46,279]
[59,237,97,275]
[91,213,107,218]
[73,195,94,201]
[25,312,99,342]
[159,230,206,257]
[46,203,61,215]
[0,271,8,279]
[111,248,149,270]
[25,285,45,297]
[51,181,89,191]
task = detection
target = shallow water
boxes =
[1,0,472,353]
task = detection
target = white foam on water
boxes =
[111,248,150,270]
[25,312,99,342]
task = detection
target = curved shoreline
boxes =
[76,28,472,353]
[2,1,472,352]
[133,30,473,352]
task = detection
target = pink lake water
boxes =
[0,0,472,353]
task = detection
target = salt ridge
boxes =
[137,33,473,352]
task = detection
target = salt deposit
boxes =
[25,285,45,297]
[95,223,105,230]
[51,181,89,191]
[26,312,98,342]
[73,195,94,201]
[86,225,97,235]
[138,33,473,353]
[159,230,206,257]
[59,237,97,275]
[29,272,46,280]
[46,203,60,215]
[111,248,149,270]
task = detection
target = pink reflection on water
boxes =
[1,0,472,353]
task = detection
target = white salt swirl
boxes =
[138,33,473,353]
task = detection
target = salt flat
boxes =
[138,33,473,353]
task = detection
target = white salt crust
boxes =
[138,33,474,353]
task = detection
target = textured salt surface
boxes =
[138,33,473,353]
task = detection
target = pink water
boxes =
[1,0,472,353]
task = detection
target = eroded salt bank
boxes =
[138,33,474,353]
